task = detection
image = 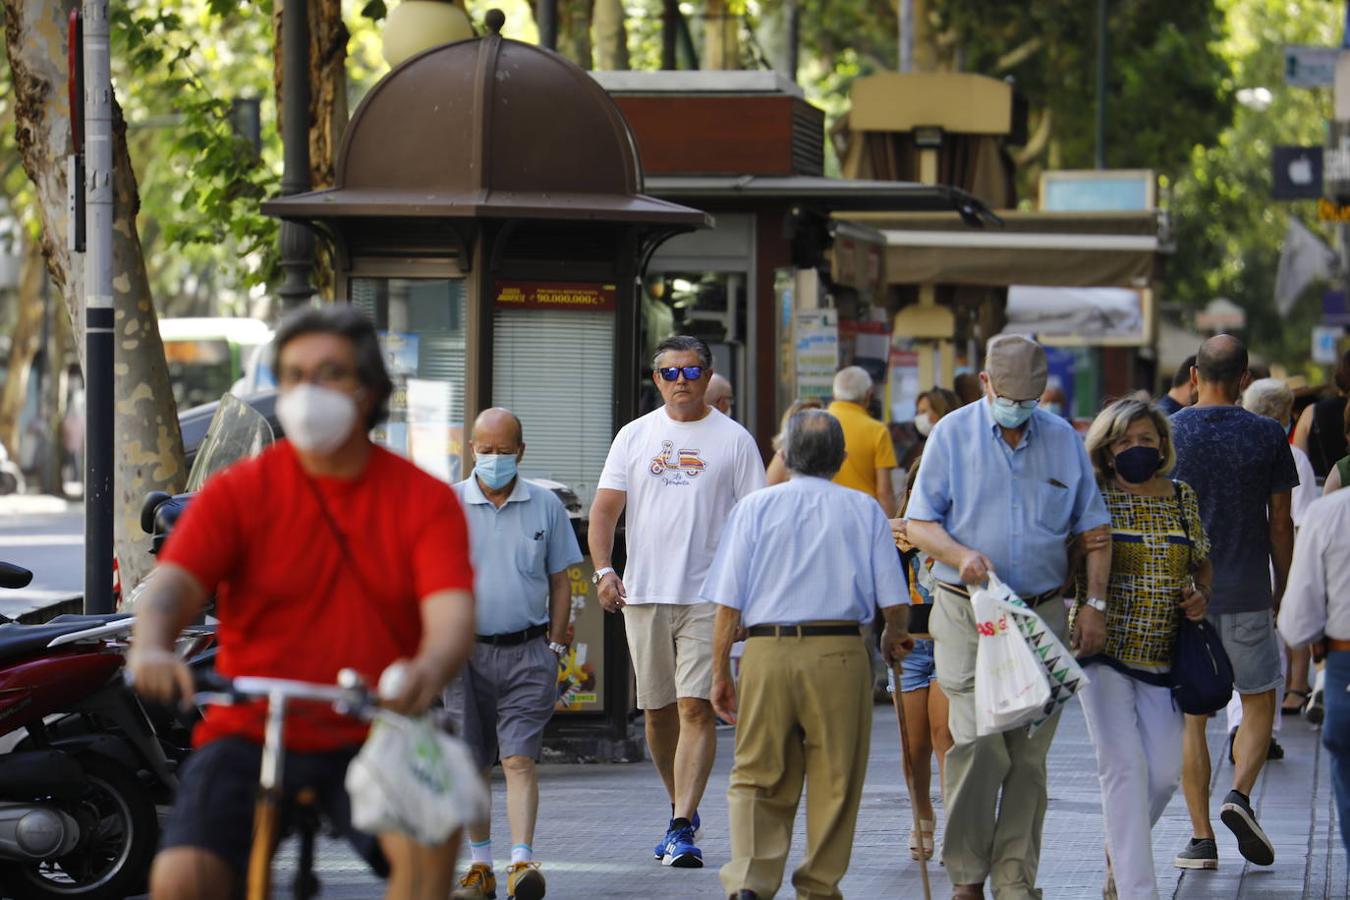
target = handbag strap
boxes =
[1169,479,1197,573]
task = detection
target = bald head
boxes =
[471,407,524,451]
[1196,335,1248,390]
[706,373,734,415]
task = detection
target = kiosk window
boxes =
[492,307,614,507]
[351,277,467,483]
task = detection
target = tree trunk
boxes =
[273,0,348,300]
[0,239,43,453]
[592,0,629,70]
[4,0,186,588]
[704,0,739,70]
[557,0,594,69]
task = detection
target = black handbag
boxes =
[1169,481,1234,715]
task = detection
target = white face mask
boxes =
[276,384,359,455]
[914,413,933,437]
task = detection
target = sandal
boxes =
[909,818,936,860]
[1282,687,1312,716]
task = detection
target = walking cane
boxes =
[890,662,933,900]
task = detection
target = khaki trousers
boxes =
[720,634,872,900]
[931,584,1068,900]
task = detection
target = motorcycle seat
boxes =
[48,613,134,626]
[0,619,129,663]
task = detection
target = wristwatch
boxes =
[1083,596,1108,614]
[548,641,568,657]
[591,566,615,585]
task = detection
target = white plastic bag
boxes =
[346,712,489,845]
[973,574,1051,736]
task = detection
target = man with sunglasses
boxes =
[906,334,1111,900]
[589,335,766,870]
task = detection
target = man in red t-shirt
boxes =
[130,305,475,900]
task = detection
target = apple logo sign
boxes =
[1289,155,1314,185]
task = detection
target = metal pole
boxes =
[1094,0,1107,169]
[82,0,114,615]
[785,0,799,83]
[536,0,557,50]
[899,0,913,73]
[277,0,315,310]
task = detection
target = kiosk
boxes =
[264,18,708,758]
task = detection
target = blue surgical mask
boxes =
[991,396,1036,429]
[474,453,518,490]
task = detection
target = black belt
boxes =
[938,582,1062,607]
[746,624,861,638]
[476,623,548,646]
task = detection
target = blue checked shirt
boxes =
[700,476,906,626]
[906,400,1109,597]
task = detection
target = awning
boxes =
[838,210,1169,288]
[641,175,993,219]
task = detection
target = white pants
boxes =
[1079,665,1183,900]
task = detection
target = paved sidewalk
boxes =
[272,698,1344,898]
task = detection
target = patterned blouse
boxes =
[1076,480,1210,670]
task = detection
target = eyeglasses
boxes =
[277,363,357,389]
[994,396,1038,410]
[658,366,704,382]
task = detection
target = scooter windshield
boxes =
[186,395,275,491]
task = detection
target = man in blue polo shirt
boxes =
[448,407,582,900]
[908,335,1112,900]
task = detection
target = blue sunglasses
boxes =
[658,366,704,382]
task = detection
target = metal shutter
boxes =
[492,308,614,506]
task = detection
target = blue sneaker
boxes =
[653,810,701,860]
[653,820,671,861]
[661,822,703,868]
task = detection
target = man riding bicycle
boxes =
[130,305,476,900]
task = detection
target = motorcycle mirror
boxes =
[140,491,173,536]
[0,562,33,590]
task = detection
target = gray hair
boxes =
[832,366,873,403]
[1242,377,1294,424]
[784,409,846,478]
[272,304,393,429]
[652,335,712,371]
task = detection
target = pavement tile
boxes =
[227,699,1345,898]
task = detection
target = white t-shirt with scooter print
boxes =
[597,406,765,605]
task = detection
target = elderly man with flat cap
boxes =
[907,335,1112,900]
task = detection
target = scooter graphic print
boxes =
[649,440,706,477]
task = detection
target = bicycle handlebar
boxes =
[192,667,381,720]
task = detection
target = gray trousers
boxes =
[931,583,1068,900]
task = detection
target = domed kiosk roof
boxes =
[263,22,708,229]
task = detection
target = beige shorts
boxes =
[622,602,715,709]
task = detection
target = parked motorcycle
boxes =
[0,562,175,899]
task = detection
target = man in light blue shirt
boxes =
[446,408,582,900]
[704,409,911,900]
[907,335,1111,900]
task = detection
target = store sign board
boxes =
[795,309,838,402]
[495,281,617,311]
[1285,45,1338,88]
[1313,325,1343,365]
[1272,146,1323,199]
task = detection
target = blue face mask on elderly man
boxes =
[474,453,519,490]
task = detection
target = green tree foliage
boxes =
[936,1,1232,186]
[1167,0,1341,373]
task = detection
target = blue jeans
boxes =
[1323,650,1350,857]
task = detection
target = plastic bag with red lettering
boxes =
[973,574,1051,736]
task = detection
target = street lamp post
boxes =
[277,0,315,311]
